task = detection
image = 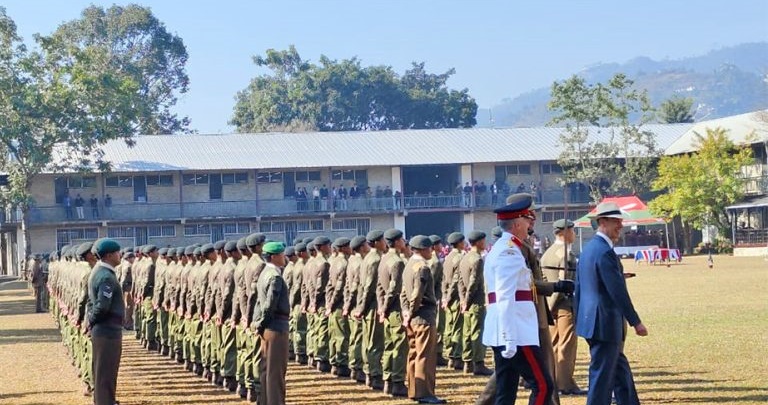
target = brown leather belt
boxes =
[487,290,533,304]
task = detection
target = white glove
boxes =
[501,341,517,359]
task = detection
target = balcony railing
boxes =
[734,229,768,246]
[744,175,768,195]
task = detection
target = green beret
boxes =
[237,237,247,251]
[409,235,432,250]
[214,240,227,250]
[294,242,307,253]
[200,243,215,255]
[350,236,367,250]
[224,241,238,252]
[429,235,442,245]
[332,237,351,248]
[193,247,202,256]
[447,232,465,245]
[184,245,196,255]
[302,237,314,244]
[77,242,94,258]
[142,245,158,254]
[314,236,331,246]
[491,226,503,238]
[158,247,169,256]
[94,238,121,257]
[384,229,403,241]
[366,230,384,242]
[263,241,285,255]
[468,231,486,244]
[285,246,296,256]
[245,233,266,247]
[553,219,575,230]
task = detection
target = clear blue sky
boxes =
[4,0,767,133]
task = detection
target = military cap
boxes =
[158,247,169,256]
[384,229,403,241]
[94,238,121,257]
[245,233,266,247]
[491,226,503,238]
[211,240,225,251]
[447,232,465,245]
[193,247,202,256]
[295,242,307,253]
[496,193,537,220]
[263,241,285,255]
[553,219,575,230]
[468,230,486,244]
[332,237,351,248]
[366,229,384,242]
[181,246,193,256]
[302,237,314,244]
[313,236,331,246]
[133,246,141,254]
[77,242,94,258]
[293,237,303,245]
[307,241,316,251]
[409,235,432,250]
[200,243,215,255]
[123,251,135,259]
[350,236,367,250]
[429,235,442,245]
[224,241,238,252]
[168,248,178,257]
[142,245,158,254]
[285,246,296,257]
[237,237,247,251]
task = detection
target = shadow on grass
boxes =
[0,298,38,316]
[646,394,768,403]
[0,390,72,401]
[0,326,61,345]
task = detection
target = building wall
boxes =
[368,166,393,190]
[371,214,395,231]
[28,228,57,254]
[473,212,498,235]
[473,164,496,187]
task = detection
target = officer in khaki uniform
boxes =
[400,235,447,404]
[427,235,447,366]
[283,246,297,361]
[243,233,266,402]
[141,245,159,352]
[153,248,170,355]
[326,237,352,377]
[289,243,308,365]
[353,230,386,390]
[310,236,333,373]
[441,232,465,369]
[205,240,226,386]
[218,241,240,391]
[458,231,493,376]
[376,228,408,397]
[344,235,368,382]
[231,238,251,398]
[541,219,586,396]
[301,241,317,367]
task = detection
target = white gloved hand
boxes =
[501,341,517,359]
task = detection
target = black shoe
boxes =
[561,388,588,396]
[436,357,448,367]
[224,377,238,392]
[147,341,158,351]
[238,383,248,399]
[213,372,224,387]
[161,345,170,356]
[317,361,331,373]
[416,396,447,404]
[297,354,308,365]
[391,381,408,397]
[336,366,351,378]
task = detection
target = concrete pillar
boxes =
[391,167,402,192]
[463,213,474,234]
[395,213,406,232]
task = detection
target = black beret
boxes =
[468,231,487,244]
[409,235,432,250]
[447,232,465,245]
[332,237,351,248]
[142,245,158,254]
[307,241,316,251]
[350,236,367,250]
[224,241,238,252]
[237,237,247,251]
[200,243,215,255]
[491,226,503,238]
[185,245,196,255]
[429,235,442,245]
[175,247,185,257]
[302,237,314,244]
[293,237,303,245]
[314,236,331,246]
[553,219,575,230]
[285,246,296,256]
[384,229,403,241]
[193,247,202,256]
[168,248,178,257]
[294,242,307,253]
[245,233,266,247]
[213,240,226,251]
[496,193,536,220]
[366,230,384,242]
[158,247,169,256]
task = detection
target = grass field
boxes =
[0,255,766,404]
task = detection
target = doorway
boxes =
[134,176,147,202]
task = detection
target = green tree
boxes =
[230,47,477,132]
[548,73,660,202]
[0,5,189,263]
[649,127,753,252]
[658,96,695,123]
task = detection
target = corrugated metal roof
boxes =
[664,111,768,155]
[60,123,694,173]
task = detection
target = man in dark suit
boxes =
[575,202,648,405]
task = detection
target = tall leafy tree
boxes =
[0,5,189,261]
[649,128,754,252]
[658,96,695,123]
[230,47,477,132]
[548,73,661,202]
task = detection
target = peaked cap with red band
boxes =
[494,193,537,220]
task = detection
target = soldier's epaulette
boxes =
[508,236,523,249]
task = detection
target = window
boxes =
[496,164,532,178]
[332,218,371,235]
[542,163,563,175]
[223,222,250,234]
[541,210,588,223]
[109,176,134,187]
[257,171,283,183]
[61,176,96,189]
[297,219,324,232]
[331,169,367,186]
[259,221,285,233]
[148,225,176,237]
[183,173,209,185]
[235,172,248,184]
[221,172,248,185]
[105,176,118,187]
[294,170,322,182]
[107,226,135,238]
[56,228,99,249]
[184,223,211,235]
[145,174,174,186]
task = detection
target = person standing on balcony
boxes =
[313,186,321,211]
[463,183,472,207]
[339,184,348,210]
[74,194,85,219]
[63,192,73,219]
[320,185,329,210]
[394,190,402,210]
[491,181,499,205]
[103,194,112,219]
[349,182,360,199]
[384,186,393,209]
[90,194,99,219]
[331,186,338,210]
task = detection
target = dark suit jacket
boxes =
[575,235,641,343]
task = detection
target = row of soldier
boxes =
[45,218,582,404]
